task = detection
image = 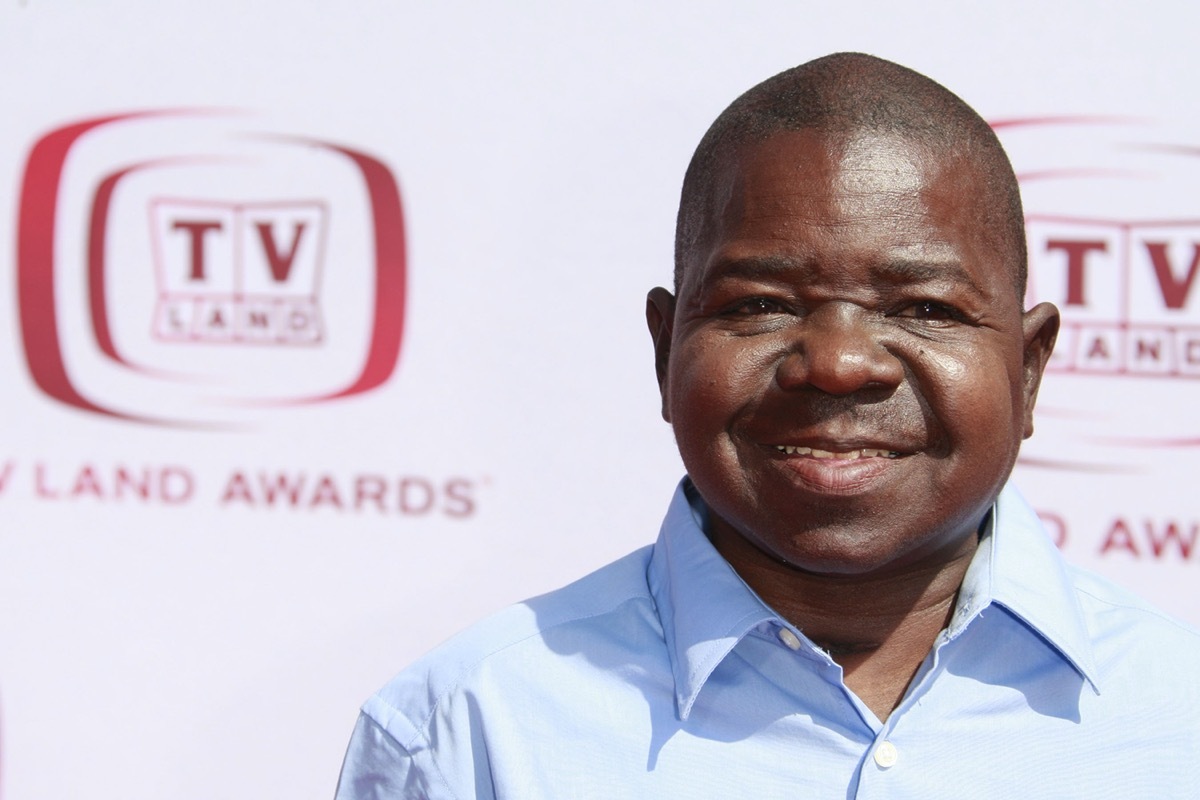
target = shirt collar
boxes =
[648,478,1103,721]
[960,483,1102,694]
[647,479,779,721]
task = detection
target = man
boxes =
[336,53,1200,798]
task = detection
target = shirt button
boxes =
[777,628,802,650]
[874,741,898,769]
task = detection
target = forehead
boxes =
[684,129,1016,296]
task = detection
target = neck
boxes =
[709,517,980,719]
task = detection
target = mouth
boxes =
[765,442,908,495]
[772,445,902,460]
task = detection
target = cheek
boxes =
[669,337,780,420]
[921,349,968,383]
[914,343,1026,450]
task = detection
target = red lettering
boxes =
[1145,520,1198,560]
[160,467,194,504]
[220,471,255,505]
[1133,337,1162,362]
[259,472,306,506]
[31,463,194,504]
[35,463,58,499]
[220,471,479,516]
[206,307,227,329]
[1046,239,1107,306]
[309,475,344,509]
[172,220,224,281]
[254,221,306,282]
[354,475,388,511]
[1145,241,1200,309]
[288,309,311,331]
[1188,339,1200,365]
[70,465,104,498]
[109,466,193,503]
[1100,518,1140,558]
[0,461,15,495]
[399,477,434,514]
[114,466,150,500]
[444,478,476,518]
[1086,336,1110,360]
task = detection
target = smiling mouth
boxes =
[773,445,901,460]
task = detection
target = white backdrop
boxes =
[1,3,1197,798]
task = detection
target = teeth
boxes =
[774,445,900,459]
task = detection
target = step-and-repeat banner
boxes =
[3,3,1197,798]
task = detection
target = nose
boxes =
[776,303,904,396]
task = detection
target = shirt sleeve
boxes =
[334,711,456,800]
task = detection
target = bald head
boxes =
[674,53,1026,297]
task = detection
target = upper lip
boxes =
[748,404,926,457]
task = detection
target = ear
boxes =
[645,287,676,422]
[1019,302,1060,439]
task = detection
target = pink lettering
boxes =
[1046,239,1107,306]
[444,478,476,518]
[172,220,224,281]
[1145,520,1198,560]
[258,472,306,506]
[220,472,255,505]
[309,475,345,509]
[70,465,104,498]
[1133,337,1162,362]
[254,221,306,282]
[399,477,435,515]
[0,461,15,495]
[1145,241,1200,309]
[114,466,150,500]
[354,475,388,511]
[160,467,194,504]
[1188,339,1200,365]
[35,463,58,499]
[1100,518,1140,558]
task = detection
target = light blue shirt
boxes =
[335,480,1200,799]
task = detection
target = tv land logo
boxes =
[16,110,405,426]
[997,116,1200,467]
[151,199,327,346]
[1028,221,1200,379]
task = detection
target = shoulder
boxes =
[361,544,660,750]
[995,484,1200,657]
[1068,564,1200,652]
[1064,564,1200,710]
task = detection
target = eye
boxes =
[728,297,788,316]
[895,300,960,322]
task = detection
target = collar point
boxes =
[675,691,695,722]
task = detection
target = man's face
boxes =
[648,129,1058,577]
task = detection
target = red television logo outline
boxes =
[16,110,406,426]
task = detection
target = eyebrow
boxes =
[701,254,988,296]
[877,259,987,295]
